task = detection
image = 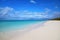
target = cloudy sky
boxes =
[0,0,60,20]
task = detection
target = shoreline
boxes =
[0,21,60,40]
[0,21,45,32]
[20,21,60,40]
[0,21,45,40]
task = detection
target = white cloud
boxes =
[17,11,48,18]
[0,7,56,20]
[0,7,14,16]
[30,0,36,4]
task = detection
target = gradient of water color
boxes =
[0,20,44,32]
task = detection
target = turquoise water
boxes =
[0,20,44,32]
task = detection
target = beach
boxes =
[0,21,60,40]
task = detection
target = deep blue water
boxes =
[0,20,44,32]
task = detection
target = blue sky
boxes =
[0,0,60,20]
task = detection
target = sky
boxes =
[0,0,60,20]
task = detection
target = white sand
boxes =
[0,21,60,40]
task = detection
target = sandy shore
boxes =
[0,21,60,40]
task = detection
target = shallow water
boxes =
[0,20,44,32]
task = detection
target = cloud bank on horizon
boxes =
[0,0,60,20]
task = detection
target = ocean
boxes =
[0,20,44,32]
